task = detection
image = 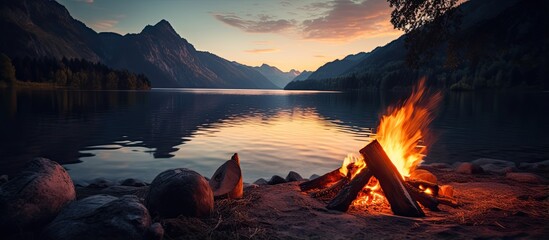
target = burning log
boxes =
[405,179,439,197]
[360,140,425,217]
[299,168,344,192]
[403,182,439,211]
[437,196,459,208]
[311,177,350,199]
[326,168,373,212]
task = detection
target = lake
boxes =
[1,88,548,183]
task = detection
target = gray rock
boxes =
[268,175,287,185]
[472,158,516,175]
[506,172,546,184]
[87,177,116,188]
[519,160,549,171]
[146,168,213,218]
[44,195,154,240]
[253,178,268,185]
[309,174,320,180]
[0,158,75,233]
[455,162,484,174]
[285,171,303,182]
[120,178,147,187]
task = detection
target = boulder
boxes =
[472,158,516,175]
[409,169,437,184]
[120,178,147,187]
[285,171,303,182]
[455,162,484,174]
[253,178,268,185]
[43,195,155,240]
[0,158,75,233]
[268,175,287,185]
[209,153,243,199]
[505,172,546,184]
[87,177,116,188]
[146,168,213,218]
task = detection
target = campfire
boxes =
[299,79,457,217]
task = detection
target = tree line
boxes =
[0,53,150,90]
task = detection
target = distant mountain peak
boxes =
[142,19,177,36]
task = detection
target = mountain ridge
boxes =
[0,0,278,89]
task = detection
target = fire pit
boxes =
[299,79,457,217]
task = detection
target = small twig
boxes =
[495,221,506,229]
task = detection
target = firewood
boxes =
[405,179,439,197]
[403,182,440,211]
[326,168,373,212]
[299,168,344,191]
[437,196,459,208]
[311,177,349,199]
[360,140,425,217]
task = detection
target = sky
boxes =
[58,0,403,72]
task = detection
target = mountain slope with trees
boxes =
[286,0,547,91]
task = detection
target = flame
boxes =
[339,153,366,178]
[376,78,441,178]
[341,78,441,208]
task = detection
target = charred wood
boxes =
[360,140,425,217]
[326,168,373,212]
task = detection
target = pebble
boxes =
[285,171,303,182]
[268,175,287,185]
[253,178,268,185]
[455,162,484,174]
[472,158,516,175]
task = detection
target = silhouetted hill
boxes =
[306,52,369,80]
[253,64,300,88]
[291,71,313,82]
[0,0,278,89]
[286,0,547,91]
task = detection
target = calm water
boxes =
[1,88,548,183]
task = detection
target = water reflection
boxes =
[0,89,547,183]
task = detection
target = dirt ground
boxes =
[132,167,548,240]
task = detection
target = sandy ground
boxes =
[77,167,548,239]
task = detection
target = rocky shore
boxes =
[1,157,547,239]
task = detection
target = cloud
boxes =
[314,55,327,58]
[301,0,400,40]
[91,20,118,31]
[213,14,295,33]
[245,48,280,54]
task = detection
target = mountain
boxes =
[286,0,547,91]
[305,52,369,80]
[0,0,277,89]
[0,0,102,61]
[253,64,300,88]
[291,71,313,82]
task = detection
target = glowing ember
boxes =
[343,78,441,207]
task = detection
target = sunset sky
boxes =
[58,0,403,72]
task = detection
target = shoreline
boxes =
[1,158,547,239]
